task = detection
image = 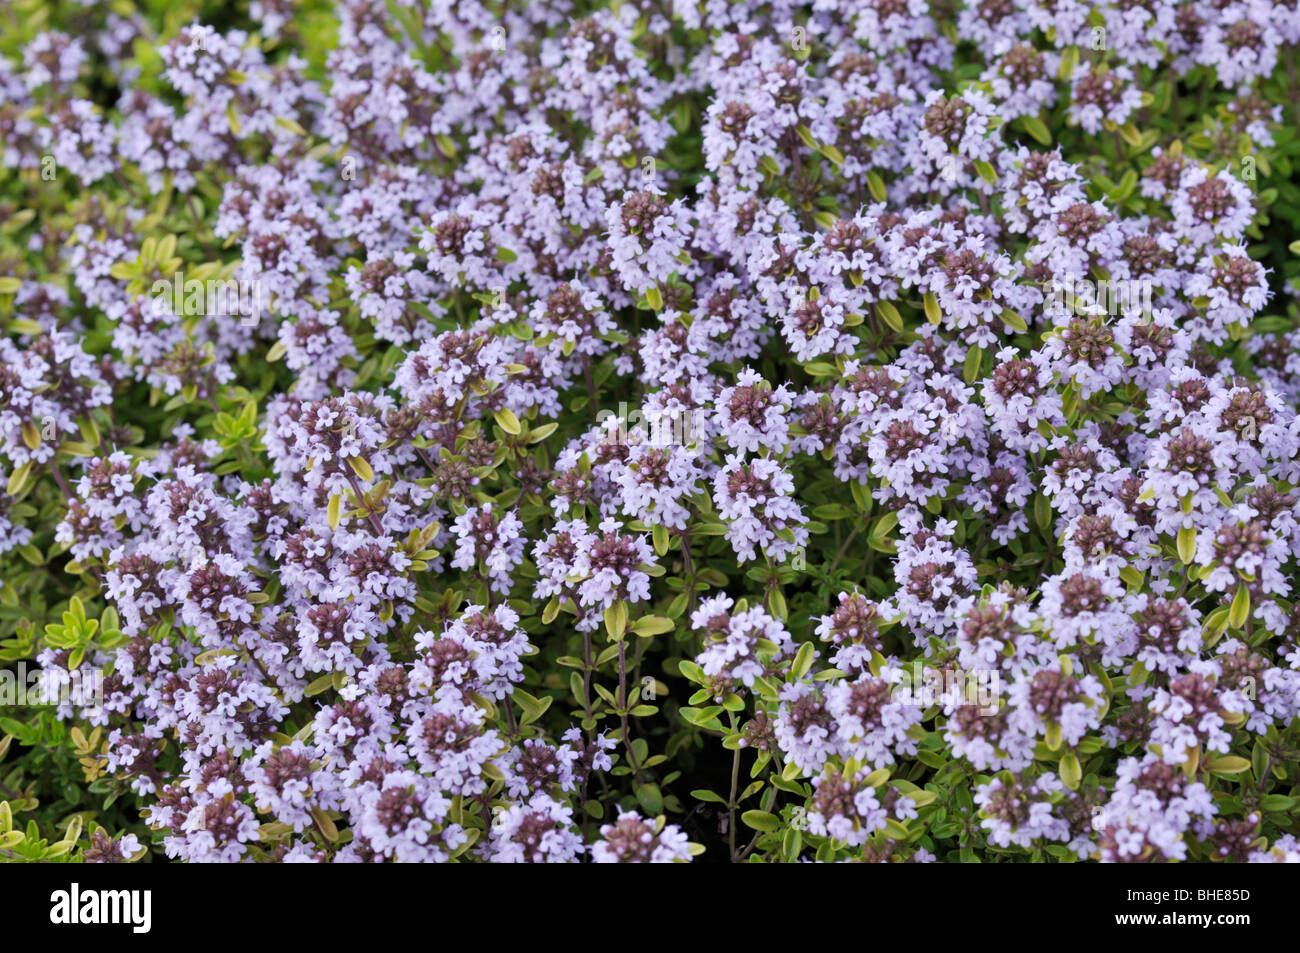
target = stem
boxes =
[618,640,642,781]
[1256,753,1273,793]
[416,447,439,475]
[679,528,699,630]
[782,128,813,230]
[188,202,218,260]
[581,355,597,421]
[1287,49,1300,126]
[503,697,518,737]
[47,461,75,502]
[826,524,862,577]
[727,711,740,861]
[582,627,595,742]
[344,468,385,536]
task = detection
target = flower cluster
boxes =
[0,0,1298,866]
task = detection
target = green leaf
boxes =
[1058,45,1079,80]
[862,767,891,788]
[877,300,904,333]
[1034,492,1053,537]
[768,586,788,621]
[791,641,816,679]
[908,789,939,807]
[923,291,941,325]
[883,819,910,839]
[635,783,663,814]
[604,601,628,640]
[347,455,374,482]
[7,462,31,497]
[1228,584,1250,629]
[818,143,845,167]
[812,503,852,520]
[1059,752,1082,790]
[631,615,674,637]
[275,116,309,137]
[8,319,43,336]
[0,717,36,744]
[1112,169,1137,202]
[652,522,669,556]
[304,673,335,697]
[868,511,899,553]
[866,170,887,203]
[741,810,780,832]
[311,806,339,843]
[493,407,522,436]
[1207,756,1250,776]
[1000,309,1028,333]
[1020,115,1052,146]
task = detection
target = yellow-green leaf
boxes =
[923,291,941,325]
[866,170,887,203]
[493,407,521,435]
[1059,752,1082,790]
[1207,756,1251,776]
[631,615,674,637]
[1000,309,1028,333]
[347,455,374,482]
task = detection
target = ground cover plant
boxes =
[1,0,1299,864]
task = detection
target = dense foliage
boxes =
[2,0,1300,863]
